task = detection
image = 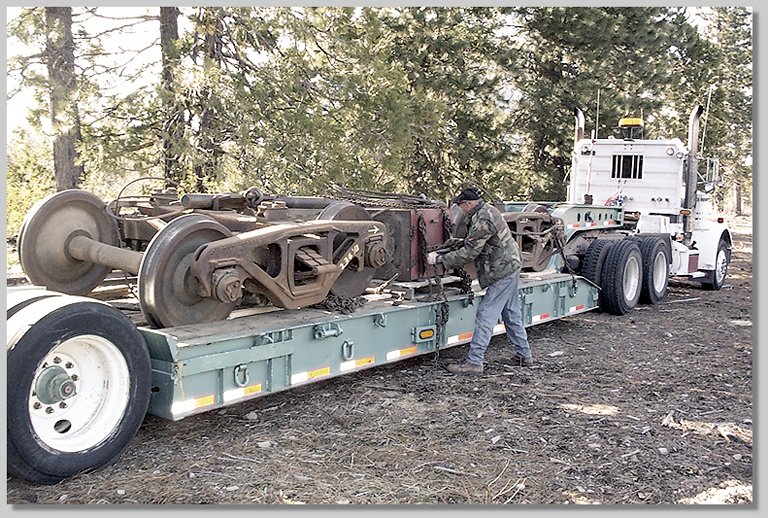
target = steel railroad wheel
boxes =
[18,190,120,295]
[6,296,151,485]
[317,201,377,298]
[139,213,235,328]
[599,239,643,315]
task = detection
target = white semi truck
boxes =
[565,104,732,292]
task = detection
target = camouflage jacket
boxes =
[442,201,521,289]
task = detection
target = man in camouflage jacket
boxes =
[428,187,533,375]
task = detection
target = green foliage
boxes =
[701,7,753,210]
[506,7,723,200]
[5,129,56,238]
[5,6,752,213]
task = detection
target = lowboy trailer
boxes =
[6,104,730,485]
[6,265,598,485]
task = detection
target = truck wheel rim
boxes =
[623,256,641,302]
[715,248,728,284]
[652,251,668,293]
[29,335,130,452]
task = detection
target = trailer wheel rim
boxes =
[623,255,641,302]
[652,251,668,293]
[714,246,728,285]
[29,334,130,453]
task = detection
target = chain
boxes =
[312,293,368,314]
[417,212,428,274]
[122,270,139,300]
[428,274,450,365]
[326,185,447,210]
[552,230,579,293]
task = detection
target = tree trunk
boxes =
[45,7,83,191]
[192,8,224,193]
[734,183,742,216]
[160,7,184,186]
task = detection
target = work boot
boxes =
[447,361,483,375]
[510,354,533,367]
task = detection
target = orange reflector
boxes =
[679,209,692,216]
[717,217,724,224]
[419,329,435,340]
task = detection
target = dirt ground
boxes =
[5,219,753,506]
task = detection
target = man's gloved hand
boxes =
[426,251,443,265]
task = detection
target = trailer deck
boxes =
[126,271,599,421]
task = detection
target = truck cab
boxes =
[567,106,732,289]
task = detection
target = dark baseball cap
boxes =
[451,186,483,205]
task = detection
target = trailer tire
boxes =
[6,297,151,485]
[637,237,670,304]
[580,239,616,285]
[599,239,643,315]
[702,238,730,291]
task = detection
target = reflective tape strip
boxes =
[568,223,582,229]
[291,366,331,385]
[386,345,418,361]
[604,220,616,226]
[493,323,506,334]
[340,356,375,372]
[223,384,263,403]
[531,313,550,323]
[171,394,215,417]
[446,332,473,345]
[569,304,586,313]
[589,222,599,227]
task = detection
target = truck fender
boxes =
[693,226,732,270]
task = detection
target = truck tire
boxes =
[599,239,643,315]
[702,238,730,290]
[6,296,151,485]
[637,237,670,304]
[580,239,616,285]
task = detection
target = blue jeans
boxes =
[467,272,531,365]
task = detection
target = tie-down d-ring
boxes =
[234,363,250,387]
[341,340,355,361]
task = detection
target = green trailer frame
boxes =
[138,271,599,421]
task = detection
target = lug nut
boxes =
[45,407,54,414]
[65,362,74,369]
[33,402,42,410]
[71,375,79,381]
[53,357,62,364]
[59,402,68,409]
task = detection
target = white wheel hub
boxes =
[623,255,641,302]
[715,247,728,284]
[29,335,130,452]
[652,251,668,293]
